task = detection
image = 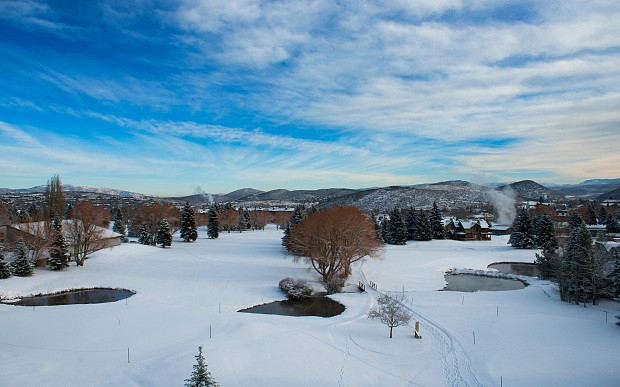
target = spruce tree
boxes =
[598,206,608,225]
[380,217,390,243]
[0,247,11,279]
[156,219,172,248]
[207,207,219,239]
[387,208,407,245]
[138,224,151,245]
[430,201,445,239]
[585,203,597,225]
[564,222,593,304]
[185,346,218,387]
[611,258,620,298]
[509,208,534,248]
[606,214,620,233]
[180,202,198,242]
[112,208,126,238]
[533,213,557,249]
[417,210,432,241]
[567,212,583,231]
[535,244,560,279]
[283,206,304,247]
[405,207,416,240]
[11,241,34,277]
[48,217,69,271]
[410,211,422,241]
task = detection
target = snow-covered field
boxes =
[1,226,619,386]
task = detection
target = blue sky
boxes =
[1,0,619,196]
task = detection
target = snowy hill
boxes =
[320,184,491,211]
[0,184,146,198]
[497,180,565,202]
[552,178,620,199]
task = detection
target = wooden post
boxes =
[209,324,212,338]
[473,331,476,345]
[127,348,130,363]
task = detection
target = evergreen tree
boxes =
[404,207,416,240]
[156,219,172,248]
[138,224,151,245]
[0,247,11,279]
[387,208,407,245]
[563,222,593,304]
[48,217,69,271]
[430,201,445,239]
[567,212,583,231]
[207,207,219,239]
[509,208,534,249]
[533,213,558,249]
[585,203,597,225]
[237,208,247,232]
[598,206,608,225]
[10,241,34,277]
[282,206,305,247]
[185,346,218,387]
[606,214,620,233]
[411,211,422,241]
[112,208,126,238]
[611,258,620,298]
[380,217,390,243]
[180,203,198,242]
[535,244,560,279]
[417,210,433,241]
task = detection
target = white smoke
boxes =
[195,186,214,205]
[488,186,517,225]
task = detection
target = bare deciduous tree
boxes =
[368,293,411,338]
[218,209,240,232]
[129,203,179,243]
[287,206,382,293]
[66,200,110,266]
[248,210,272,230]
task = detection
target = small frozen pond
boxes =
[239,297,345,317]
[2,288,135,306]
[443,274,525,292]
[488,262,540,277]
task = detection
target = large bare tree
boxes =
[44,174,65,220]
[66,200,110,266]
[287,206,382,293]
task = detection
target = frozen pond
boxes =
[3,288,135,306]
[488,262,540,277]
[239,297,345,317]
[443,274,525,292]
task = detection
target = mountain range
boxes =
[2,179,619,211]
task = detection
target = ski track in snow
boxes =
[357,264,485,387]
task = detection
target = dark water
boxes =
[488,262,540,277]
[443,274,525,292]
[4,289,135,306]
[239,297,345,317]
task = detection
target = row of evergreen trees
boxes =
[534,213,620,305]
[380,202,445,245]
[509,210,558,249]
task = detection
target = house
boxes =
[1,221,122,261]
[489,224,512,235]
[445,218,491,241]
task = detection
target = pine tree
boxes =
[533,213,557,249]
[380,217,390,243]
[185,346,218,387]
[207,207,219,239]
[567,212,583,231]
[0,246,11,279]
[611,258,620,298]
[606,214,620,233]
[387,208,407,245]
[563,222,593,304]
[430,201,445,239]
[404,207,416,241]
[598,206,608,225]
[585,203,597,225]
[509,208,534,248]
[156,219,172,248]
[48,217,69,271]
[11,241,34,277]
[282,206,304,248]
[180,203,198,242]
[138,224,151,245]
[112,208,126,238]
[535,244,560,279]
[417,210,432,241]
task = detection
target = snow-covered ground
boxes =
[1,226,618,386]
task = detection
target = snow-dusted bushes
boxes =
[278,277,313,299]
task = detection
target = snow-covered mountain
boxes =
[0,185,147,198]
[497,180,564,202]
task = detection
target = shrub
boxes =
[278,277,313,300]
